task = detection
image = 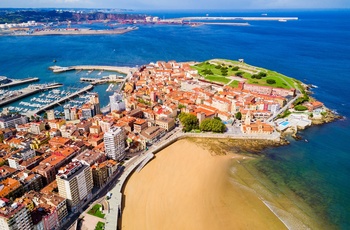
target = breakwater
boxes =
[50,65,137,75]
[176,16,299,21]
[0,77,39,89]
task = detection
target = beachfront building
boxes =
[0,200,33,230]
[155,117,175,131]
[56,161,93,212]
[104,126,126,161]
[241,111,274,134]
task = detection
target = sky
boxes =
[0,0,349,9]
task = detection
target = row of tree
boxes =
[178,113,226,133]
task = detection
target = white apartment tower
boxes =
[109,92,125,112]
[56,162,93,212]
[104,126,125,160]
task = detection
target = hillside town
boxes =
[0,60,326,229]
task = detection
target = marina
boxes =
[0,83,62,107]
[25,84,94,116]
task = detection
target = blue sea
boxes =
[0,9,349,229]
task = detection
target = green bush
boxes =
[258,72,267,78]
[266,79,276,84]
[232,66,239,71]
[235,112,242,120]
[294,105,308,111]
[236,71,243,77]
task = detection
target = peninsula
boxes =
[0,59,337,230]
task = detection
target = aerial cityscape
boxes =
[0,2,349,230]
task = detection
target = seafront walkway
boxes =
[105,152,154,230]
[50,65,137,75]
[104,129,281,230]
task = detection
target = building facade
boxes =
[56,162,93,212]
[103,127,125,160]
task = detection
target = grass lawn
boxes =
[95,221,105,230]
[192,59,301,90]
[88,204,105,219]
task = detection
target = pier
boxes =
[0,77,39,89]
[49,65,137,75]
[26,84,94,116]
[0,83,62,107]
[80,76,125,85]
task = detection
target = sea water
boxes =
[0,9,349,229]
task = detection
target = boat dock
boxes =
[26,84,94,116]
[0,77,39,89]
[0,83,62,107]
[49,65,137,75]
[80,75,125,85]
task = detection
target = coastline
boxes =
[5,28,137,36]
[120,138,325,230]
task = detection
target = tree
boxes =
[199,118,226,133]
[293,94,309,106]
[178,112,199,132]
[258,72,267,78]
[232,66,239,71]
[266,79,276,84]
[294,105,308,111]
[235,112,242,120]
[236,71,243,77]
[43,112,48,119]
[178,104,186,109]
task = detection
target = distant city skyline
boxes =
[0,0,349,10]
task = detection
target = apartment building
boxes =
[103,127,125,161]
[56,162,93,212]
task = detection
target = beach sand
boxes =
[121,139,287,230]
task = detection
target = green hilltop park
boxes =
[191,59,304,92]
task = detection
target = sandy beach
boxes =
[121,139,288,230]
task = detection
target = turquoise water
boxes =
[0,9,349,229]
